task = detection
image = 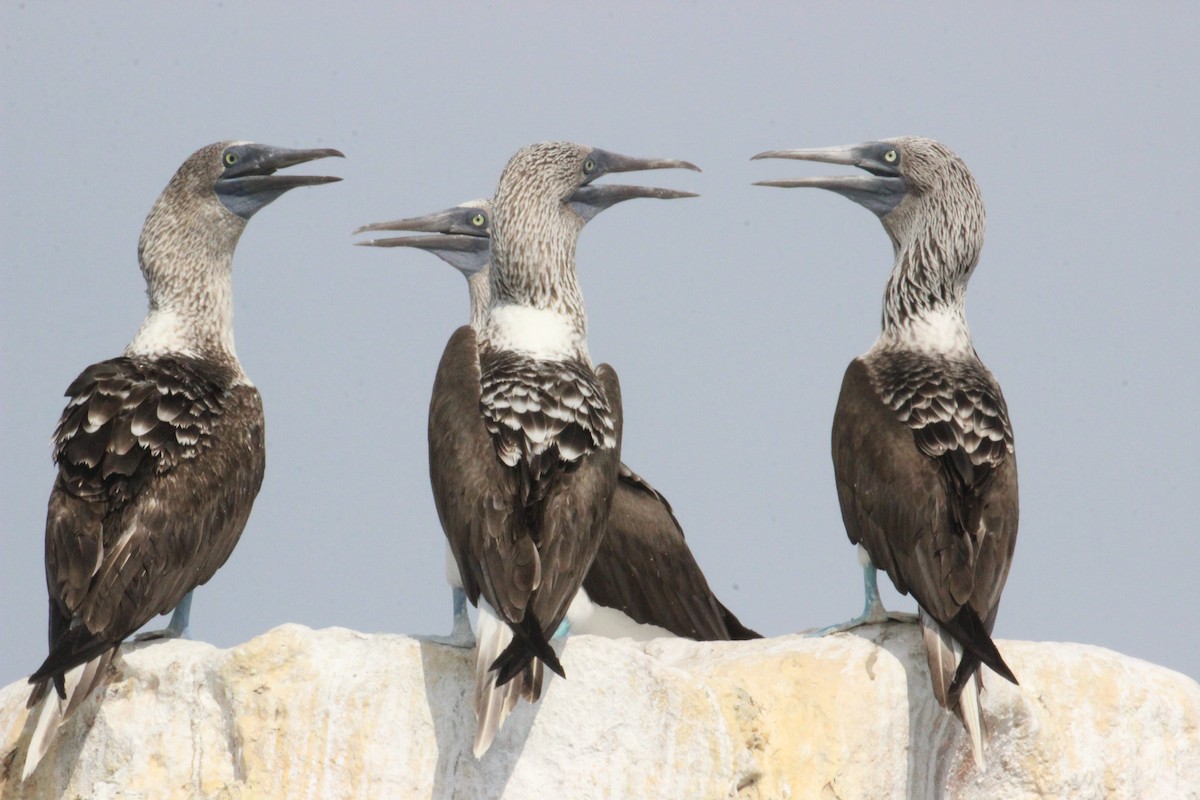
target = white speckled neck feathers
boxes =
[484,142,592,363]
[475,143,617,480]
[875,138,985,359]
[127,142,249,377]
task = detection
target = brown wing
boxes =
[518,363,623,643]
[427,326,527,617]
[34,357,264,681]
[582,464,759,640]
[429,329,623,681]
[832,357,1018,679]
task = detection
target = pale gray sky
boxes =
[2,3,1197,689]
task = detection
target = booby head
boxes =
[489,142,698,307]
[753,137,984,267]
[493,142,698,230]
[130,141,343,359]
[140,141,344,271]
[353,199,493,279]
[351,150,700,278]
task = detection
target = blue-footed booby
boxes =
[754,137,1019,770]
[21,141,343,779]
[382,143,698,756]
[356,200,757,646]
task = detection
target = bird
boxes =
[21,141,343,779]
[355,199,757,646]
[754,137,1019,769]
[393,142,699,756]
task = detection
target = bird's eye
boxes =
[224,152,239,166]
[583,158,597,174]
[883,149,898,164]
[471,214,486,227]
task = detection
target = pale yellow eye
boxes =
[471,214,486,227]
[583,158,596,174]
[224,152,239,166]
[883,150,898,163]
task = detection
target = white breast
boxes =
[126,309,198,357]
[877,306,974,357]
[487,304,581,360]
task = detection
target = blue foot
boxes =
[808,564,915,637]
[134,591,193,641]
[416,587,476,648]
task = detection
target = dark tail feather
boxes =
[941,606,1017,687]
[490,613,564,686]
[29,628,117,689]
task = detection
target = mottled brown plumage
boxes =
[357,196,756,643]
[756,136,1018,770]
[428,325,622,756]
[33,356,264,683]
[833,357,1017,678]
[21,140,340,780]
[415,143,696,756]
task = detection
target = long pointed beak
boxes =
[355,233,486,251]
[227,146,345,192]
[751,143,906,218]
[353,202,491,277]
[570,148,699,221]
[751,145,865,167]
[255,145,345,170]
[568,185,698,222]
[353,206,476,237]
[591,149,701,175]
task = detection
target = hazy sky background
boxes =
[2,4,1197,689]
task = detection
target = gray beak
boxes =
[752,143,907,219]
[587,149,702,177]
[569,148,700,221]
[353,206,482,237]
[354,205,490,277]
[568,185,698,222]
[216,144,344,219]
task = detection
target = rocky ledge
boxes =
[2,623,1197,799]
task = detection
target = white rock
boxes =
[2,624,1197,799]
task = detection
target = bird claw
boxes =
[133,626,188,642]
[133,592,192,642]
[808,562,916,636]
[807,602,917,637]
[415,630,477,649]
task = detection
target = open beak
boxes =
[569,148,701,222]
[216,144,343,218]
[353,204,490,276]
[752,143,907,218]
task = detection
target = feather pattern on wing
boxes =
[871,349,1013,466]
[33,354,264,682]
[429,328,622,673]
[834,355,1018,681]
[478,345,616,479]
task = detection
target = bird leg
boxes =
[134,591,193,641]
[810,562,916,636]
[415,587,477,648]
